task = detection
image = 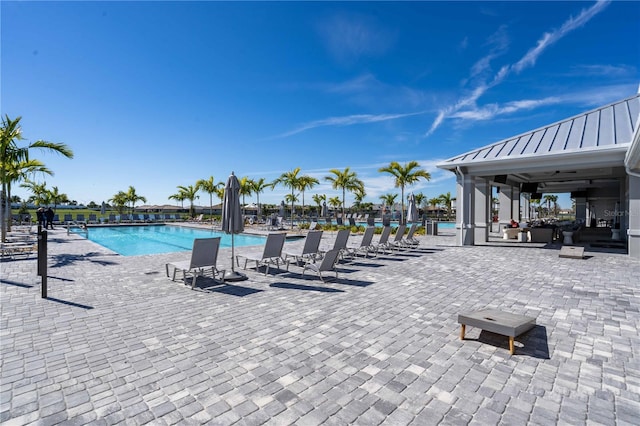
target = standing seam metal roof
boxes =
[440,93,640,166]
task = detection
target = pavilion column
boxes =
[455,169,474,246]
[474,177,490,243]
[512,185,521,221]
[627,174,640,260]
[498,186,514,229]
[575,197,587,224]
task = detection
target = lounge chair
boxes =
[284,230,323,269]
[344,226,377,259]
[165,237,225,289]
[88,214,98,224]
[301,248,341,282]
[387,224,407,252]
[1,241,37,259]
[63,214,73,224]
[235,233,286,275]
[371,226,392,254]
[76,214,86,224]
[320,228,350,260]
[401,223,420,248]
[348,217,356,227]
[367,216,375,226]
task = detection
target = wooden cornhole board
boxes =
[458,309,536,355]
[559,246,585,259]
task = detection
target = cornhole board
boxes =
[559,246,585,259]
[458,309,536,355]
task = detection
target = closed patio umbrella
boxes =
[100,201,106,215]
[406,193,419,224]
[321,201,327,218]
[222,172,247,281]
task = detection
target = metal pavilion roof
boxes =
[437,93,640,171]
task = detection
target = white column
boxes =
[474,178,490,243]
[455,169,475,246]
[512,185,521,221]
[498,186,513,229]
[627,174,640,260]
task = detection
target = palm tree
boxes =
[544,194,558,218]
[21,179,49,206]
[47,186,69,211]
[272,168,302,229]
[353,187,367,213]
[1,115,73,241]
[238,176,254,217]
[174,185,198,218]
[413,192,426,216]
[298,175,319,219]
[250,178,271,219]
[324,167,364,218]
[379,193,398,217]
[196,176,221,225]
[439,192,455,221]
[328,196,341,213]
[378,161,431,224]
[110,191,129,215]
[126,186,147,216]
[428,197,441,219]
[312,193,326,216]
[168,191,186,209]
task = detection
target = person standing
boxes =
[45,207,55,229]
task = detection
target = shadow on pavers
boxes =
[471,325,550,359]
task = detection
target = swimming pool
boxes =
[72,225,266,256]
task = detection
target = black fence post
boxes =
[38,229,47,298]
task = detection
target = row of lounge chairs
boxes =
[165,224,422,287]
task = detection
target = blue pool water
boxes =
[73,225,266,256]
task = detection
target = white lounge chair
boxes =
[302,248,341,282]
[284,230,323,269]
[165,237,225,289]
[235,233,286,275]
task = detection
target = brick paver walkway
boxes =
[1,227,638,425]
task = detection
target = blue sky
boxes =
[3,1,639,210]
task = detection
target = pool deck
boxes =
[1,226,639,425]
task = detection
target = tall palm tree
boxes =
[272,168,302,229]
[413,192,426,215]
[126,186,147,216]
[1,115,73,241]
[379,193,398,216]
[428,197,441,219]
[328,196,341,212]
[378,161,431,224]
[439,192,454,221]
[312,193,326,216]
[168,191,186,209]
[238,176,254,217]
[196,176,221,225]
[544,194,558,218]
[251,178,271,218]
[353,187,367,214]
[21,179,49,206]
[174,185,198,218]
[47,186,69,211]
[324,167,364,218]
[298,175,319,218]
[110,191,129,215]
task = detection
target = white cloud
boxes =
[513,0,611,73]
[275,111,427,139]
[426,0,611,136]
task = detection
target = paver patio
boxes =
[1,226,638,425]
